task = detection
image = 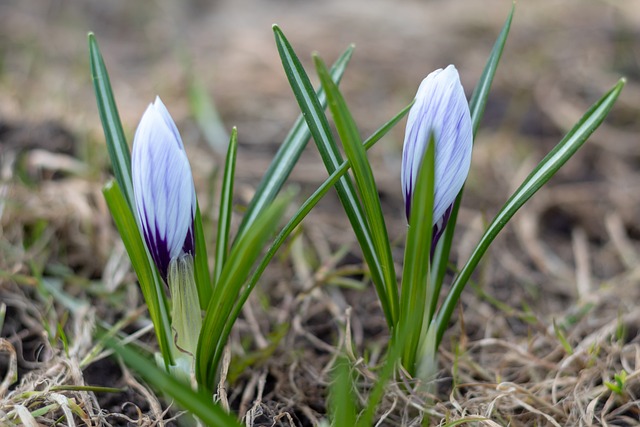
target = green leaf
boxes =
[314,54,399,327]
[399,135,435,374]
[552,319,573,355]
[188,78,230,155]
[469,4,514,136]
[435,78,626,346]
[329,356,357,426]
[273,24,396,327]
[213,128,238,286]
[196,194,291,391]
[236,46,354,240]
[431,4,514,304]
[356,323,413,427]
[91,35,178,363]
[107,338,243,427]
[428,200,459,316]
[103,181,174,366]
[193,203,212,310]
[213,103,414,390]
[89,33,135,210]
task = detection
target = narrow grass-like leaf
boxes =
[356,323,413,427]
[89,34,134,210]
[400,136,435,374]
[213,128,238,286]
[431,5,514,294]
[103,181,173,366]
[273,25,396,327]
[236,46,354,239]
[108,338,243,427]
[215,103,414,385]
[0,303,5,333]
[330,356,357,426]
[188,78,229,155]
[435,78,625,345]
[196,195,291,391]
[553,319,574,355]
[50,385,125,393]
[90,35,178,354]
[469,4,514,136]
[314,54,399,326]
[429,199,459,316]
[193,203,212,310]
[233,103,412,312]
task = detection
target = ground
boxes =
[1,0,640,425]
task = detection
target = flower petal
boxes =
[401,65,473,247]
[132,97,196,280]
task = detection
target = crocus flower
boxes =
[132,96,196,281]
[401,65,473,250]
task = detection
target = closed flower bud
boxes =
[401,65,473,249]
[132,96,196,280]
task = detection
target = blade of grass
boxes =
[428,199,459,318]
[236,46,354,239]
[356,322,413,427]
[89,33,135,210]
[435,78,626,346]
[49,385,125,393]
[273,25,396,327]
[107,338,243,427]
[431,4,514,295]
[399,135,435,374]
[91,34,175,365]
[213,103,414,389]
[193,203,212,310]
[188,78,230,155]
[213,128,238,286]
[196,195,291,391]
[469,4,514,136]
[314,54,399,328]
[103,181,173,366]
[330,356,357,426]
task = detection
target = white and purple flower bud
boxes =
[401,65,473,250]
[132,96,196,281]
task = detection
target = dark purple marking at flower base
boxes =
[142,220,171,282]
[182,226,194,257]
[431,204,453,259]
[142,222,195,283]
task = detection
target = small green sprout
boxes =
[605,370,628,395]
[553,318,574,355]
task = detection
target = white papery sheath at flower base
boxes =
[132,96,196,281]
[401,65,473,250]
